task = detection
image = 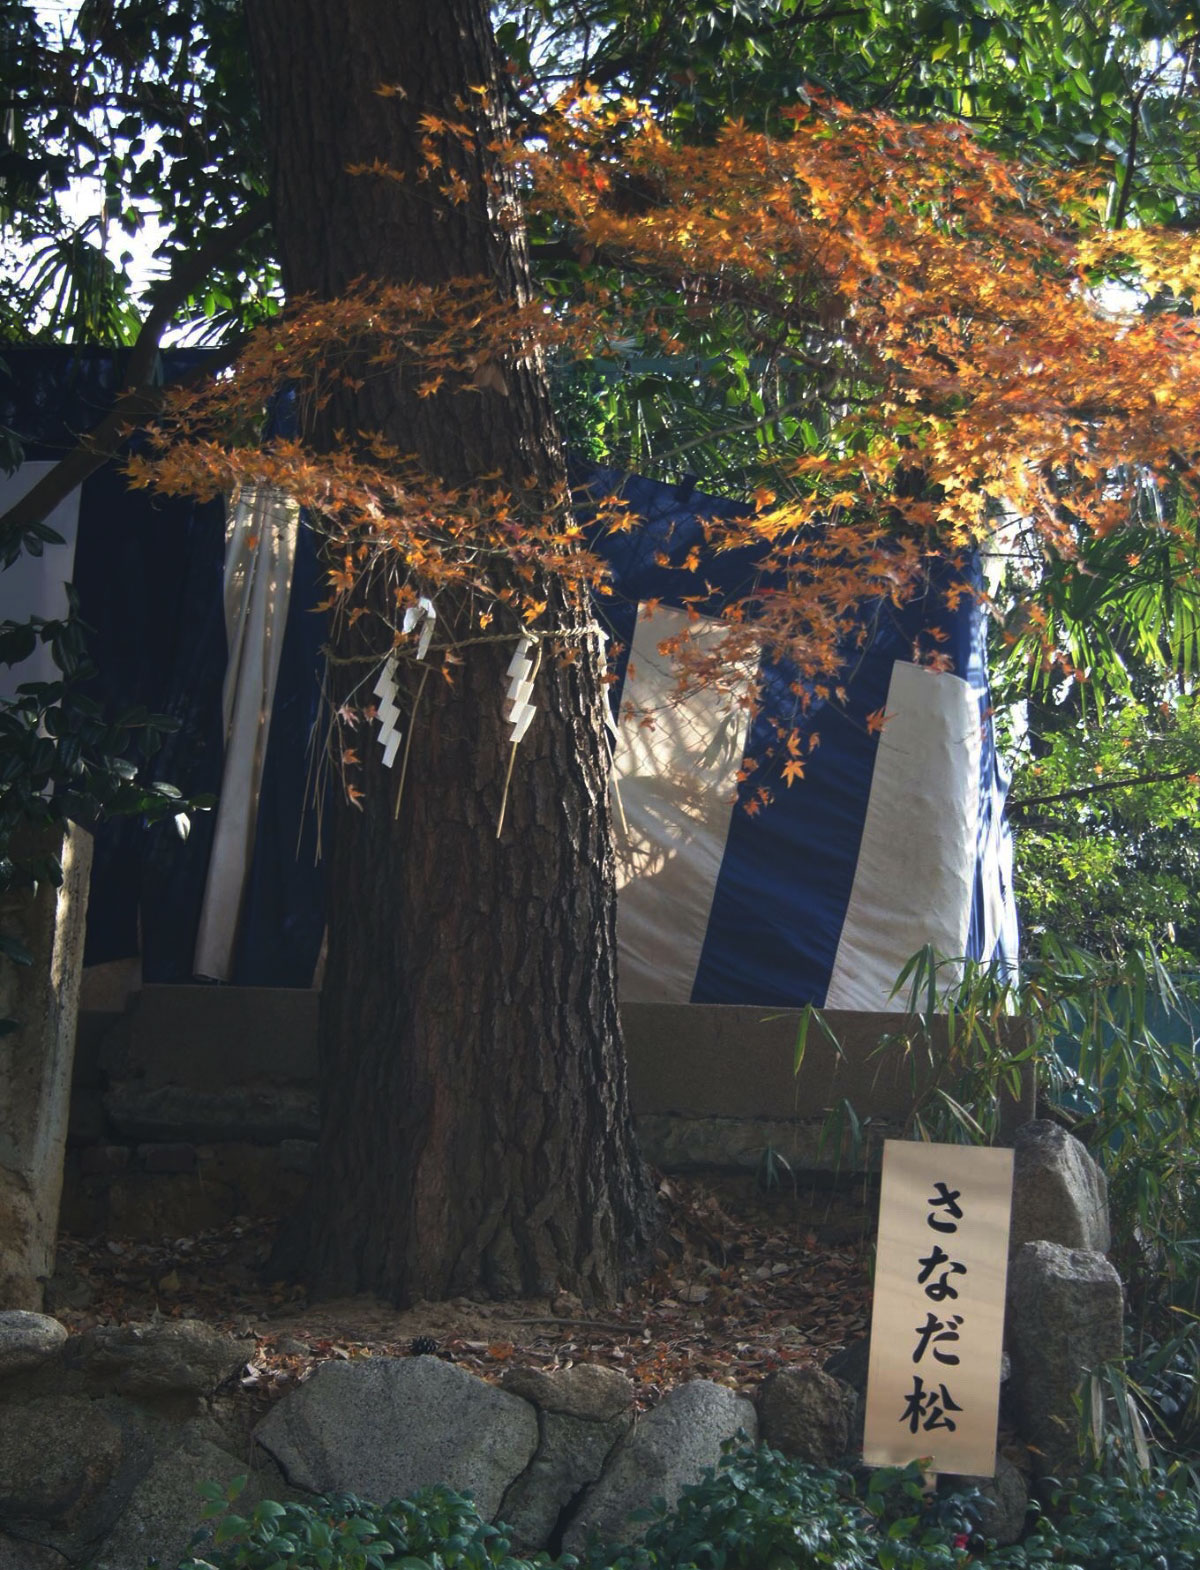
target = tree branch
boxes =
[0,199,271,544]
[1010,763,1200,814]
[1112,80,1150,231]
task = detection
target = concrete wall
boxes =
[62,984,1033,1236]
[0,824,92,1304]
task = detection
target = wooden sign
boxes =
[863,1139,1014,1477]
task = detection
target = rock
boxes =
[502,1364,634,1422]
[137,1142,198,1174]
[756,1366,855,1466]
[0,1394,143,1556]
[562,1380,756,1554]
[255,1355,538,1519]
[66,1321,249,1397]
[1010,1121,1110,1254]
[43,1260,95,1315]
[88,1426,266,1570]
[0,1534,69,1569]
[960,1455,1030,1546]
[1007,1242,1124,1480]
[500,1408,633,1550]
[0,1311,67,1380]
[823,1338,870,1393]
[279,1138,317,1173]
[102,1082,319,1143]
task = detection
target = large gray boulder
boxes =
[0,1533,69,1569]
[502,1363,634,1422]
[958,1455,1029,1546]
[66,1321,249,1397]
[756,1366,855,1467]
[89,1425,268,1570]
[499,1364,637,1549]
[1007,1241,1123,1479]
[562,1379,756,1555]
[1010,1121,1110,1254]
[0,1394,149,1560]
[0,1311,67,1380]
[255,1355,539,1518]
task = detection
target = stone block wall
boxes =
[62,986,1035,1237]
[0,825,92,1306]
[62,987,317,1238]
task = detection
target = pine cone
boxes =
[410,1335,439,1356]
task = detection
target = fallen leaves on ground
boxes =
[51,1174,874,1418]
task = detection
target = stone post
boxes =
[0,823,92,1308]
[1007,1240,1124,1480]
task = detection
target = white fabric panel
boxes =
[994,818,1020,971]
[976,800,1007,963]
[0,462,82,700]
[194,487,300,980]
[612,605,753,1003]
[825,660,981,1011]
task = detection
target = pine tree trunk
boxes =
[243,0,656,1302]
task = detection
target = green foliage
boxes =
[175,1478,561,1570]
[1009,695,1200,965]
[584,1448,973,1570]
[994,502,1200,717]
[0,599,196,845]
[1,0,275,342]
[175,1448,1200,1570]
[0,584,210,1031]
[1010,1467,1200,1568]
[504,0,1200,234]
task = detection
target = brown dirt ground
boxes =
[50,1173,876,1426]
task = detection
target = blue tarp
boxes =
[1,348,1017,1001]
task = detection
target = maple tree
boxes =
[140,90,1200,732]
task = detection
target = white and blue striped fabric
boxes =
[0,363,1018,1005]
[577,462,1019,1011]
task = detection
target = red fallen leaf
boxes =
[487,1341,515,1360]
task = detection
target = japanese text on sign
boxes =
[863,1141,1014,1477]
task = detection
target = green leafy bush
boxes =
[176,1479,561,1570]
[1010,1469,1200,1569]
[581,1449,971,1570]
[175,1444,1200,1570]
[173,1447,1200,1570]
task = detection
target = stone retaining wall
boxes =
[63,985,1034,1236]
[0,1122,1124,1570]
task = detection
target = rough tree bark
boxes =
[243,0,656,1303]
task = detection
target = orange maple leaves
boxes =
[130,87,1200,700]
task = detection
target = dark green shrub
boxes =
[579,1447,969,1570]
[175,1479,560,1570]
[174,1447,1200,1570]
[1010,1469,1200,1570]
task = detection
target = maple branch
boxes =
[1010,764,1200,814]
[0,199,271,546]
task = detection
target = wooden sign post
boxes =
[863,1139,1014,1478]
